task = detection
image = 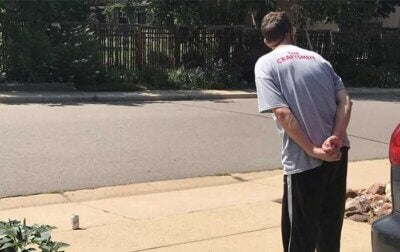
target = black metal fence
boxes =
[295,29,400,87]
[0,24,4,73]
[296,30,386,64]
[97,24,260,71]
[0,22,399,86]
[96,24,400,70]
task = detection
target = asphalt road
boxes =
[1,97,399,197]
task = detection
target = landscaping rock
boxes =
[345,182,392,224]
[385,182,392,201]
[372,194,387,203]
[345,198,359,212]
[348,214,369,222]
[371,200,385,214]
[368,183,386,195]
[377,203,393,217]
[345,209,362,217]
[345,189,358,199]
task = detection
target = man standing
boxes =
[255,12,352,252]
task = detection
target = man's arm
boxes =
[333,89,353,139]
[273,107,341,162]
[323,89,353,152]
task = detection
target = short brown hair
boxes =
[261,12,292,46]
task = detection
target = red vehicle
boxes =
[372,123,400,251]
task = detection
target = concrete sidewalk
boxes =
[0,88,399,104]
[0,159,390,251]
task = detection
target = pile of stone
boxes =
[345,183,392,224]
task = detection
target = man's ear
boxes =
[263,38,270,47]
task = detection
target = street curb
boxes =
[0,88,399,104]
[0,159,390,211]
[0,170,282,211]
[0,90,257,104]
[347,88,400,97]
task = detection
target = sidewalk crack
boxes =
[75,202,138,221]
[229,175,248,182]
[60,193,72,203]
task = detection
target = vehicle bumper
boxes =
[372,211,400,252]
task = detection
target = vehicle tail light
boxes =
[390,123,400,212]
[389,124,400,165]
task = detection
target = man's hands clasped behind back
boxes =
[318,135,342,162]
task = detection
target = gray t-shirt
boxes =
[255,45,350,175]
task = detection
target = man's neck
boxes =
[271,37,294,50]
[273,43,293,50]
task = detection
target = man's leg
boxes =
[316,147,349,252]
[281,167,325,252]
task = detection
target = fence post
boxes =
[0,21,3,72]
[173,26,181,68]
[216,27,231,63]
[234,26,244,67]
[135,26,143,71]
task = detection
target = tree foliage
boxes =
[128,0,275,27]
[0,0,92,26]
[0,0,102,83]
[296,0,400,30]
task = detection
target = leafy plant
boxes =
[0,219,68,252]
[167,66,206,89]
[344,65,400,88]
[165,59,244,90]
[4,29,56,82]
[79,67,142,91]
[54,24,103,86]
[0,72,7,83]
[140,67,171,89]
[204,58,242,89]
[0,0,99,84]
[101,67,140,84]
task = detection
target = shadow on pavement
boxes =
[4,100,172,107]
[46,101,169,107]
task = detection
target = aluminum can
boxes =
[72,214,79,230]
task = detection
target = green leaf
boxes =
[39,231,51,241]
[0,242,15,249]
[0,219,67,252]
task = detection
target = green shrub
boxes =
[101,67,140,84]
[164,59,244,90]
[336,64,400,88]
[0,219,68,252]
[5,30,56,82]
[376,67,400,88]
[167,67,207,89]
[204,59,242,89]
[140,68,171,89]
[0,72,7,83]
[2,23,102,86]
[79,67,142,91]
[54,24,103,87]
